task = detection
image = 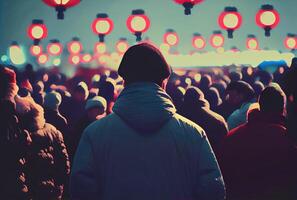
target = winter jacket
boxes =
[18,102,70,200]
[180,99,228,155]
[70,82,225,200]
[219,109,297,200]
[0,100,31,199]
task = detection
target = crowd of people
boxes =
[1,43,297,200]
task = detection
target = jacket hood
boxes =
[112,82,176,133]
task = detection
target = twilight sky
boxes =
[1,0,297,55]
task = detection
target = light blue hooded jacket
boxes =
[70,82,225,200]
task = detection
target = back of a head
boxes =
[259,84,286,114]
[184,87,208,107]
[227,80,255,102]
[118,43,171,86]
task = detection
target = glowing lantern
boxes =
[116,38,129,54]
[94,42,107,54]
[246,34,259,50]
[69,54,80,65]
[218,7,242,39]
[42,0,81,20]
[173,0,204,15]
[67,37,82,54]
[47,39,63,56]
[30,45,43,56]
[164,29,179,46]
[81,53,92,64]
[27,19,48,45]
[9,42,26,65]
[91,13,114,42]
[192,33,206,50]
[255,4,280,37]
[126,9,150,42]
[284,34,297,50]
[210,31,224,48]
[37,53,48,65]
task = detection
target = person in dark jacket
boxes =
[44,91,68,134]
[180,87,228,155]
[70,43,225,200]
[0,66,31,199]
[219,84,297,200]
[16,96,70,200]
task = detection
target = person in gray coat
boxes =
[70,43,226,200]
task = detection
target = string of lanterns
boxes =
[7,1,292,66]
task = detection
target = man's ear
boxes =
[161,78,168,90]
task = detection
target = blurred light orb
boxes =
[9,43,26,65]
[30,45,43,56]
[53,58,61,66]
[37,54,48,65]
[94,42,107,54]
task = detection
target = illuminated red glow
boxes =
[30,45,43,56]
[81,54,92,63]
[218,7,242,38]
[67,38,82,54]
[92,14,113,42]
[94,42,107,54]
[255,5,280,37]
[192,34,206,50]
[210,32,225,48]
[127,9,150,41]
[284,34,297,50]
[37,54,49,65]
[164,30,179,46]
[47,40,63,56]
[246,35,259,50]
[69,54,80,65]
[27,20,48,45]
[116,39,129,54]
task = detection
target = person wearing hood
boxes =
[16,96,70,200]
[219,84,297,200]
[180,87,228,155]
[70,43,225,200]
[0,66,31,199]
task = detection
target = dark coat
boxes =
[0,100,31,199]
[18,103,70,200]
[219,109,297,200]
[180,99,228,155]
[44,108,68,135]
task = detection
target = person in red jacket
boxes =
[219,84,297,200]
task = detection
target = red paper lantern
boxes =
[210,31,224,48]
[81,53,92,64]
[218,7,242,39]
[284,33,297,50]
[127,9,150,42]
[27,19,48,45]
[37,53,49,65]
[174,0,204,15]
[47,39,63,56]
[164,29,179,46]
[192,33,206,50]
[42,0,81,20]
[91,13,114,42]
[30,45,43,56]
[246,34,259,50]
[116,38,129,54]
[67,37,82,54]
[69,54,80,65]
[256,4,280,37]
[94,42,107,54]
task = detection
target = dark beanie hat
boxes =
[259,84,286,113]
[118,43,171,85]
